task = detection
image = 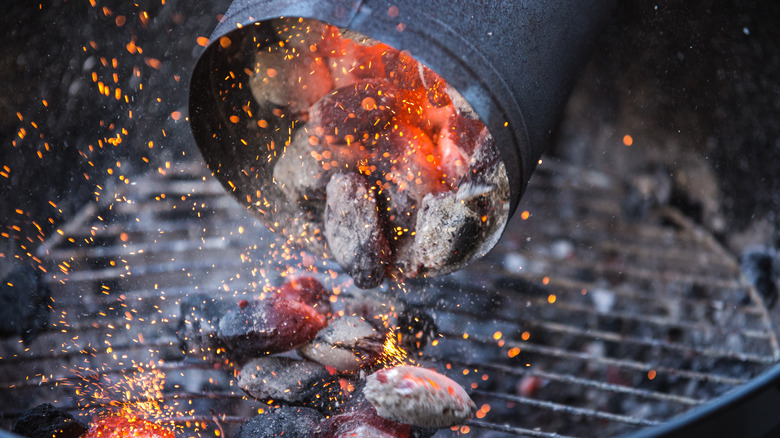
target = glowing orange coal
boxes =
[83,415,175,438]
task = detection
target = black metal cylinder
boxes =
[190,0,614,218]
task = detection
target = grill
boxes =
[2,155,776,437]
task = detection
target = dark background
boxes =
[1,0,779,278]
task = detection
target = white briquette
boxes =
[363,365,476,428]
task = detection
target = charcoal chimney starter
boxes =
[189,0,613,284]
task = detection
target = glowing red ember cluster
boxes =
[83,415,174,438]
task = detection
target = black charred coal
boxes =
[12,403,87,438]
[176,294,232,360]
[0,263,49,344]
[238,356,344,412]
[234,406,324,438]
[218,298,327,358]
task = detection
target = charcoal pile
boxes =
[243,18,510,287]
[176,276,473,436]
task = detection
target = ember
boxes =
[83,415,175,438]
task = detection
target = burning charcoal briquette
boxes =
[235,406,324,438]
[176,294,233,360]
[218,298,327,358]
[413,127,510,272]
[363,366,476,429]
[309,78,399,144]
[238,356,341,408]
[324,172,391,289]
[421,66,451,109]
[314,400,413,438]
[299,315,385,371]
[434,113,484,185]
[381,49,424,91]
[373,123,447,210]
[277,276,332,316]
[12,403,87,438]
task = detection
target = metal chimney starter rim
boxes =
[189,0,614,279]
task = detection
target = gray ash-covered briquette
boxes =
[248,25,333,115]
[363,365,476,429]
[238,356,343,410]
[234,406,324,438]
[324,172,391,289]
[413,190,482,271]
[272,127,365,214]
[218,298,327,358]
[298,315,385,372]
[414,126,509,272]
[334,381,437,438]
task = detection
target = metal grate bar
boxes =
[464,420,580,438]
[518,319,775,364]
[436,305,775,364]
[486,338,749,386]
[441,359,703,406]
[518,273,765,316]
[517,298,771,340]
[472,390,661,427]
[0,338,180,369]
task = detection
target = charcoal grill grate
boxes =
[1,159,777,438]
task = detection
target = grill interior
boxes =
[1,157,777,438]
